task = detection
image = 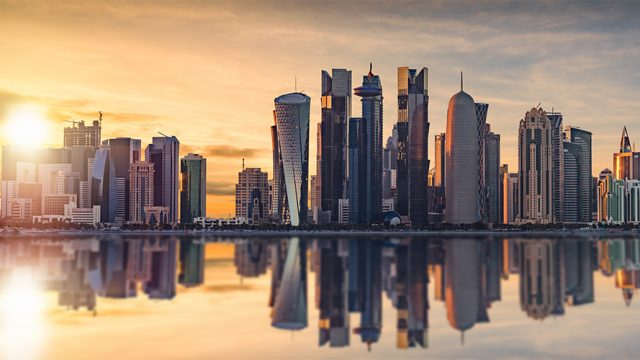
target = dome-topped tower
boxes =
[445,72,480,224]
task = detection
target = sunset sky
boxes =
[1,1,639,217]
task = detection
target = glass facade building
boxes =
[396,67,429,228]
[320,69,352,222]
[274,92,310,227]
[349,64,383,225]
[146,136,180,225]
[180,153,206,224]
[91,146,117,223]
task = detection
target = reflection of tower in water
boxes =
[316,239,350,347]
[444,240,481,343]
[270,238,308,330]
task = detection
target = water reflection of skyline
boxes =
[0,236,639,352]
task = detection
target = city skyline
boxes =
[1,2,639,217]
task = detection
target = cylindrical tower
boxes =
[445,75,479,224]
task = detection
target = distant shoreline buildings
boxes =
[1,113,206,227]
[8,62,640,229]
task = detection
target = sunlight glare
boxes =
[3,104,49,146]
[0,268,46,360]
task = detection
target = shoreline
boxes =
[1,228,639,239]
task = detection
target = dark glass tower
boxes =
[320,69,352,222]
[180,153,206,224]
[349,63,383,225]
[396,67,429,228]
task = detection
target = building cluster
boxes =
[597,127,640,223]
[232,65,599,227]
[1,114,206,227]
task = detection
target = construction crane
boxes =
[158,131,170,138]
[63,120,79,127]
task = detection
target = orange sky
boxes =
[1,1,640,216]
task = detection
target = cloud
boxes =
[206,181,234,196]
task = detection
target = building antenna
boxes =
[295,75,297,92]
[98,111,102,125]
[460,71,463,91]
[242,158,245,170]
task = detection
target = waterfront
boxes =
[0,234,639,359]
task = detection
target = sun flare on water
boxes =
[0,268,46,360]
[3,104,49,146]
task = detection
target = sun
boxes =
[3,104,49,146]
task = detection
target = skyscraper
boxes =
[235,167,270,224]
[145,135,180,225]
[383,126,398,202]
[547,112,565,222]
[500,165,519,224]
[484,125,501,224]
[102,137,142,224]
[518,107,555,223]
[567,127,592,222]
[476,103,489,222]
[91,146,117,223]
[563,140,580,222]
[396,66,429,228]
[320,69,351,222]
[129,161,155,224]
[273,92,310,226]
[613,126,640,180]
[271,124,287,223]
[63,113,102,148]
[349,64,383,224]
[434,133,445,187]
[180,153,206,224]
[445,74,479,224]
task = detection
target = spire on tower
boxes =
[368,62,374,78]
[460,71,463,91]
[621,126,632,153]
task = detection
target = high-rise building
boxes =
[518,107,555,223]
[567,127,593,222]
[320,69,352,222]
[271,124,287,223]
[613,127,640,180]
[563,140,581,222]
[434,133,445,187]
[445,74,479,224]
[349,64,383,224]
[39,163,72,195]
[91,146,117,223]
[396,66,429,228]
[476,103,489,222]
[484,124,501,224]
[273,93,310,226]
[63,113,102,148]
[235,167,270,224]
[129,161,155,224]
[547,112,565,222]
[145,136,180,225]
[310,175,319,209]
[383,126,398,203]
[180,153,206,224]
[500,165,519,224]
[102,138,141,223]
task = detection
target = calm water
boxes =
[0,234,639,359]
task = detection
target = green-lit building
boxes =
[180,153,206,224]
